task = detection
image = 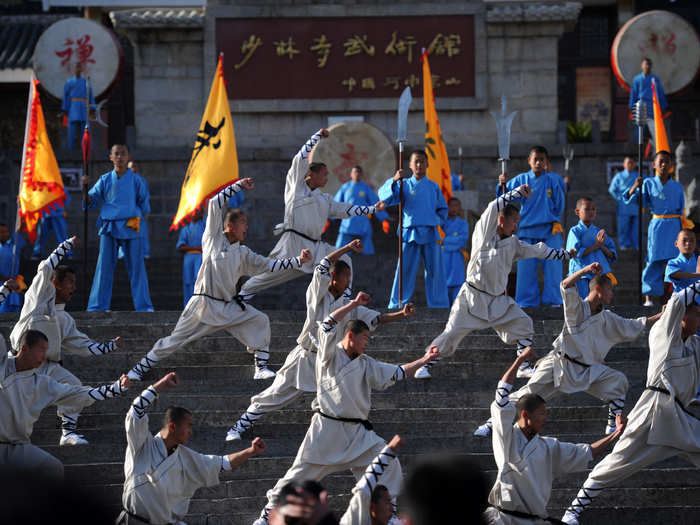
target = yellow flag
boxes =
[422,50,452,204]
[20,78,66,243]
[171,54,239,230]
[652,79,670,154]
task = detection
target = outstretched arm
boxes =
[401,345,440,378]
[61,319,124,357]
[202,178,249,256]
[324,238,363,265]
[562,262,602,289]
[0,279,19,306]
[224,437,266,470]
[590,414,627,459]
[126,372,176,451]
[378,302,416,324]
[501,347,536,387]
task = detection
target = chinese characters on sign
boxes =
[216,16,475,99]
[55,34,95,72]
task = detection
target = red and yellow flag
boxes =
[171,53,239,230]
[422,50,452,204]
[19,78,66,243]
[651,79,670,155]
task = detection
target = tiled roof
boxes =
[0,19,53,69]
[109,8,204,29]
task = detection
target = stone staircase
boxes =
[1,307,698,524]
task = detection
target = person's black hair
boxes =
[21,329,48,349]
[110,143,129,153]
[352,165,363,172]
[330,259,351,276]
[589,274,612,292]
[344,319,370,336]
[515,393,546,415]
[528,145,549,159]
[400,454,488,525]
[371,484,390,504]
[498,203,520,218]
[162,406,192,427]
[653,150,672,162]
[308,162,326,173]
[409,149,428,159]
[576,196,594,208]
[642,57,652,65]
[54,265,76,282]
[224,208,245,226]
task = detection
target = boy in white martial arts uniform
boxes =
[562,280,700,525]
[225,239,415,441]
[118,372,266,525]
[255,292,440,524]
[484,348,626,525]
[0,330,128,479]
[340,434,405,525]
[240,129,384,298]
[414,185,576,380]
[9,237,125,446]
[474,261,662,438]
[126,178,312,382]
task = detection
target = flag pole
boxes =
[81,75,93,309]
[12,76,35,278]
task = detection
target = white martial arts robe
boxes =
[120,386,228,525]
[260,315,405,515]
[0,355,124,478]
[485,381,592,525]
[340,444,397,525]
[240,131,376,296]
[8,239,118,430]
[563,283,700,523]
[136,181,302,369]
[511,283,646,404]
[428,187,572,358]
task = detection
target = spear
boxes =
[80,76,93,309]
[396,86,412,308]
[562,144,574,229]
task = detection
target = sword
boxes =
[396,86,412,308]
[490,95,517,193]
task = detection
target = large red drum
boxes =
[32,17,123,100]
[611,10,700,94]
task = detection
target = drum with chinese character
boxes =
[611,10,700,94]
[33,17,123,100]
[310,121,395,196]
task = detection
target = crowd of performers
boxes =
[0,128,699,525]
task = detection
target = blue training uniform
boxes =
[85,168,153,311]
[624,175,685,297]
[629,73,668,119]
[665,252,698,293]
[333,180,389,255]
[442,215,469,304]
[378,175,449,308]
[566,220,618,298]
[451,173,464,192]
[118,172,151,260]
[227,190,245,210]
[0,233,26,313]
[498,170,566,307]
[608,169,644,249]
[32,192,71,259]
[176,218,205,307]
[61,76,94,149]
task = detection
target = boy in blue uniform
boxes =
[333,165,389,255]
[378,150,449,308]
[625,150,688,306]
[0,223,26,313]
[498,146,566,307]
[83,144,153,312]
[32,193,71,260]
[176,208,205,307]
[567,197,617,298]
[608,157,641,250]
[127,161,150,259]
[629,57,668,121]
[60,62,94,150]
[442,197,469,304]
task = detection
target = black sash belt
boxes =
[557,352,590,368]
[467,281,504,297]
[192,292,246,311]
[314,410,373,430]
[116,508,156,525]
[645,385,699,420]
[494,506,567,525]
[282,228,320,243]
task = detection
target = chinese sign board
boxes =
[216,16,474,99]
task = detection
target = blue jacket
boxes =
[61,76,94,123]
[177,219,205,251]
[608,170,642,216]
[629,73,667,116]
[86,169,150,239]
[664,252,698,292]
[333,180,388,236]
[566,220,617,276]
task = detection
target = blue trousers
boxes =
[182,252,202,307]
[32,216,69,258]
[617,214,639,249]
[516,233,564,307]
[388,241,448,308]
[88,234,153,311]
[642,259,668,296]
[67,121,85,150]
[336,232,374,255]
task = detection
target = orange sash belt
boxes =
[186,249,202,254]
[126,217,140,232]
[652,214,694,229]
[552,222,563,235]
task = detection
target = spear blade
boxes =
[397,86,412,143]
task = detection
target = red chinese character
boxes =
[55,34,95,72]
[333,144,369,183]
